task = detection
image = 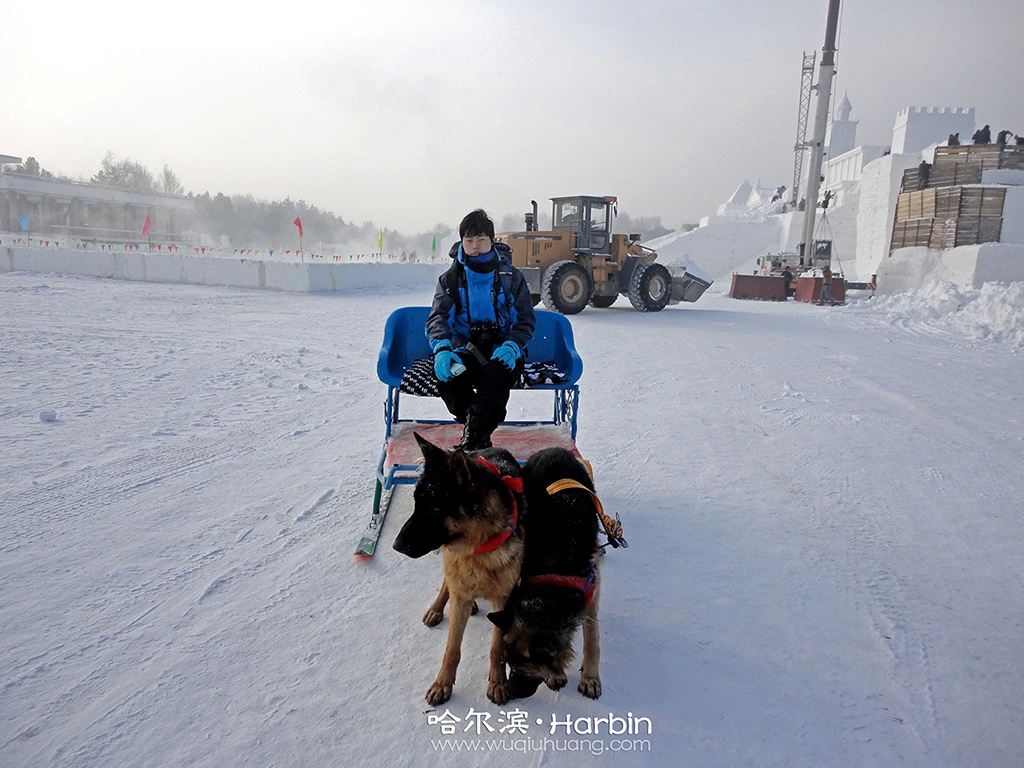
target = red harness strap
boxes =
[526,569,597,606]
[472,457,523,555]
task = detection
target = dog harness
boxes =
[521,475,624,606]
[526,568,597,606]
[472,457,524,555]
[545,478,628,549]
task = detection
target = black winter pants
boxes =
[436,351,521,440]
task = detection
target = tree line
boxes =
[2,153,677,248]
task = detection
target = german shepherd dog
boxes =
[487,447,603,699]
[393,433,525,706]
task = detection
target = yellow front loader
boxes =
[497,195,711,315]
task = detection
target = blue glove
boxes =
[490,340,521,370]
[432,341,466,382]
[434,351,464,381]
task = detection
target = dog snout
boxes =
[393,513,451,558]
[393,529,431,558]
[508,671,543,699]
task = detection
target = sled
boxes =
[355,306,584,558]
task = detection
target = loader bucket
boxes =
[666,267,713,303]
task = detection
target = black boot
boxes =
[453,413,492,452]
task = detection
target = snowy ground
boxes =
[2,273,1022,768]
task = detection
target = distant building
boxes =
[0,173,195,243]
[708,179,779,223]
[825,145,889,190]
[825,93,858,159]
[891,106,975,156]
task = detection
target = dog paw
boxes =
[487,680,510,705]
[545,674,568,691]
[578,675,602,699]
[426,680,453,706]
[422,609,444,627]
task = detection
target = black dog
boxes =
[488,447,603,699]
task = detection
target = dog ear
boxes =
[487,607,514,630]
[450,449,474,488]
[414,432,448,465]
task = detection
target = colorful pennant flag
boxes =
[142,215,152,236]
[293,217,303,238]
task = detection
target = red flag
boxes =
[142,215,152,236]
[293,217,303,238]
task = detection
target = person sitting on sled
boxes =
[425,209,536,451]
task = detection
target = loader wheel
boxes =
[541,260,593,315]
[628,262,671,312]
[589,294,618,308]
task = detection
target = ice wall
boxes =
[999,186,1024,245]
[854,153,921,279]
[891,107,975,155]
[1,248,445,293]
[877,243,1024,293]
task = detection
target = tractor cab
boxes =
[551,195,617,255]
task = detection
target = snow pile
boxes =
[861,279,1024,347]
[648,218,782,281]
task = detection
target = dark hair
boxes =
[459,209,495,239]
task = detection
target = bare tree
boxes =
[92,151,156,191]
[159,165,184,195]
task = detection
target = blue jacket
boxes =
[426,242,536,351]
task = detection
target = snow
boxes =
[878,244,1024,293]
[998,185,1024,245]
[856,278,1024,347]
[649,218,782,282]
[2,270,1022,767]
[854,153,923,280]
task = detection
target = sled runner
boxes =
[355,306,583,559]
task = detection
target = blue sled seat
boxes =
[376,306,583,389]
[376,306,583,448]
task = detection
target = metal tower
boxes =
[790,51,816,206]
[799,0,843,260]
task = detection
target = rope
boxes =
[546,478,628,549]
[825,213,846,274]
[818,210,846,275]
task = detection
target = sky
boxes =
[3,0,1023,233]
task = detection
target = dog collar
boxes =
[472,457,523,555]
[526,568,596,606]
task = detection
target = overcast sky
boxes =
[3,0,1022,232]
